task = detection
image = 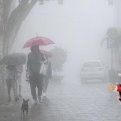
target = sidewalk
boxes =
[0,78,121,121]
[0,82,18,121]
[0,82,7,103]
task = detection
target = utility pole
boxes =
[108,39,115,84]
[107,27,118,83]
[111,48,113,70]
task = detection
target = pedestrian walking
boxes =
[26,45,46,104]
[43,56,52,97]
[16,65,23,98]
[6,65,19,101]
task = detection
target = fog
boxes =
[11,0,120,81]
[1,1,121,120]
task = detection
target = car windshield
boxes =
[83,61,101,67]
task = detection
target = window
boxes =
[83,61,101,67]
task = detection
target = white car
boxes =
[80,60,108,82]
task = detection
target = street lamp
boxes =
[106,27,119,83]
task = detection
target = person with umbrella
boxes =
[6,65,19,101]
[0,53,26,101]
[26,46,47,104]
[23,36,54,104]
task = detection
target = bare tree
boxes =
[0,0,63,83]
[0,0,41,83]
[0,0,41,58]
[0,0,63,57]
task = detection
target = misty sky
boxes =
[11,0,120,78]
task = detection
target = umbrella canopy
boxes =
[23,37,55,48]
[0,53,26,65]
[40,50,53,58]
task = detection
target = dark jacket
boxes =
[27,52,46,74]
[46,62,52,78]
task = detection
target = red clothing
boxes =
[113,84,121,104]
[117,85,121,92]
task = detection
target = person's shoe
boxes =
[38,96,43,103]
[15,96,19,101]
[43,93,46,97]
[19,94,22,98]
[34,99,38,104]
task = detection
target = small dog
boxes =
[21,98,29,117]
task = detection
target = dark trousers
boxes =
[6,80,17,98]
[29,73,43,99]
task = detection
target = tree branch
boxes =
[4,0,13,18]
[2,0,12,37]
[8,0,38,51]
[7,0,28,33]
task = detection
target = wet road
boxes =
[0,77,121,121]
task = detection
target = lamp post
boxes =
[107,38,115,83]
[106,27,119,83]
[111,48,113,70]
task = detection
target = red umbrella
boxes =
[23,37,55,48]
[40,50,53,58]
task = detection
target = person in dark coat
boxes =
[26,45,46,104]
[43,56,52,97]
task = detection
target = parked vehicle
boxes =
[80,60,108,82]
